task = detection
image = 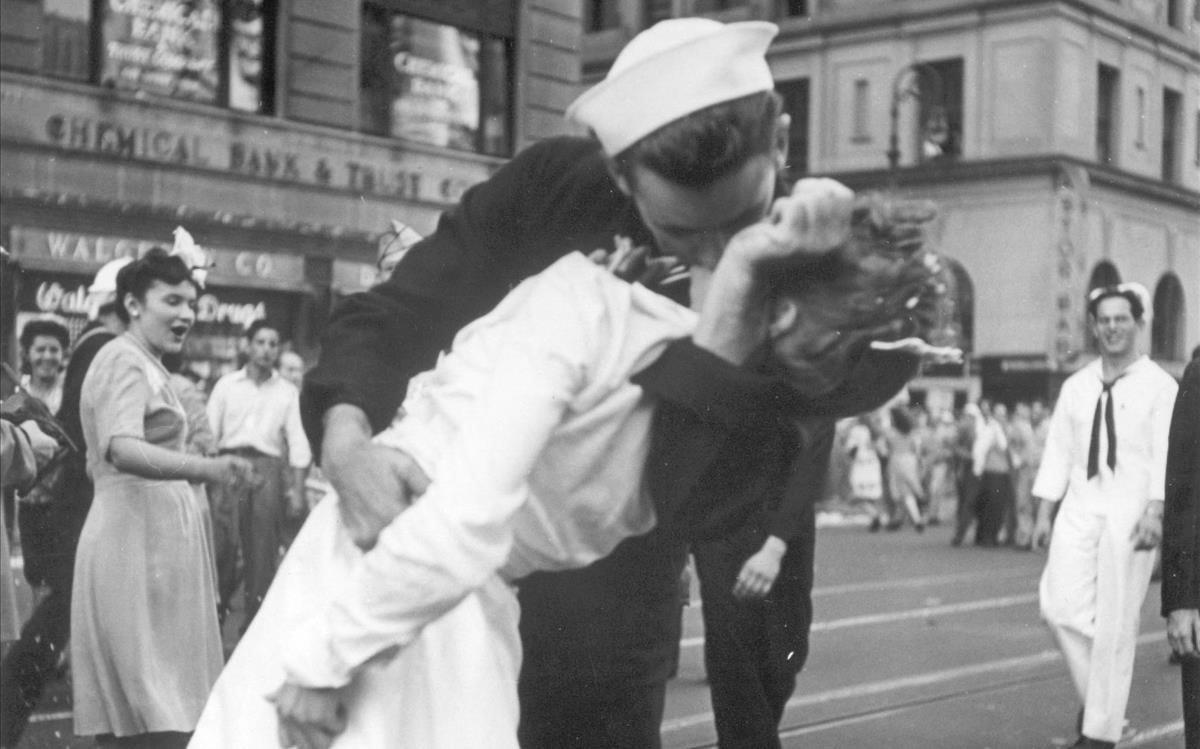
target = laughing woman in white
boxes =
[189,186,950,749]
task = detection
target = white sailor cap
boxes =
[567,18,778,157]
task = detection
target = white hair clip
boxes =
[171,226,214,288]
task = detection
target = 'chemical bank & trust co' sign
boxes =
[40,112,477,204]
[0,80,487,205]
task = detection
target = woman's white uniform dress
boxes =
[190,253,696,747]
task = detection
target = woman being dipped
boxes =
[71,248,254,748]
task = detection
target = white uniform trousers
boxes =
[1039,497,1156,743]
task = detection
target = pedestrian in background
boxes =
[16,319,69,416]
[927,409,959,524]
[973,401,1013,547]
[883,405,927,531]
[206,320,310,630]
[375,220,423,283]
[1007,401,1037,549]
[0,258,129,748]
[951,402,982,546]
[1162,351,1199,749]
[1032,283,1177,749]
[0,418,59,644]
[847,415,886,530]
[12,318,71,595]
[71,248,254,747]
[278,349,305,389]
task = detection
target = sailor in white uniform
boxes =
[1032,283,1178,748]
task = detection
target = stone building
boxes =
[586,0,1200,407]
[1,0,583,384]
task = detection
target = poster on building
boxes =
[388,15,481,151]
[227,0,264,112]
[100,0,220,104]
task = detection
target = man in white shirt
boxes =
[207,320,311,629]
[1032,283,1178,749]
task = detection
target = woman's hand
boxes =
[208,455,257,492]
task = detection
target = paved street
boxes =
[663,521,1186,749]
[9,520,1187,748]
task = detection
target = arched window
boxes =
[1152,273,1186,361]
[1085,262,1122,353]
[932,258,974,355]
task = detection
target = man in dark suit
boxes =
[1163,352,1199,749]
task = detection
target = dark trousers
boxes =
[0,583,71,746]
[0,464,87,747]
[952,465,980,544]
[975,471,1014,546]
[692,525,813,749]
[210,450,285,628]
[517,529,687,749]
[1184,656,1199,749]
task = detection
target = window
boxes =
[41,0,92,81]
[1096,64,1119,165]
[691,0,741,12]
[777,0,809,16]
[1166,0,1182,28]
[360,5,512,156]
[1135,86,1146,148]
[852,78,870,142]
[1162,87,1182,182]
[917,58,963,163]
[19,0,275,113]
[645,0,674,25]
[1151,274,1186,360]
[1195,109,1200,167]
[587,0,620,32]
[777,78,810,177]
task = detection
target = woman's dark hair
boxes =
[114,248,194,324]
[19,319,70,353]
[763,194,946,386]
[613,91,783,188]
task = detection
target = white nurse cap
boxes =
[567,18,778,157]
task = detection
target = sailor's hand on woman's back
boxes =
[321,404,431,550]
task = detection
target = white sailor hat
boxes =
[567,18,778,157]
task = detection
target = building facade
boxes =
[587,0,1200,408]
[1,0,584,386]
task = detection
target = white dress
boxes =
[190,254,697,747]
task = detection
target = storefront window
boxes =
[360,5,512,156]
[14,0,273,114]
[101,0,223,104]
[42,0,94,81]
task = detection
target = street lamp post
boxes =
[887,63,946,186]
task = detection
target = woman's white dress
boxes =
[190,253,696,747]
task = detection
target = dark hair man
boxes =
[1032,284,1179,748]
[207,319,310,629]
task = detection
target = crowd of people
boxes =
[0,17,1194,749]
[829,396,1053,548]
